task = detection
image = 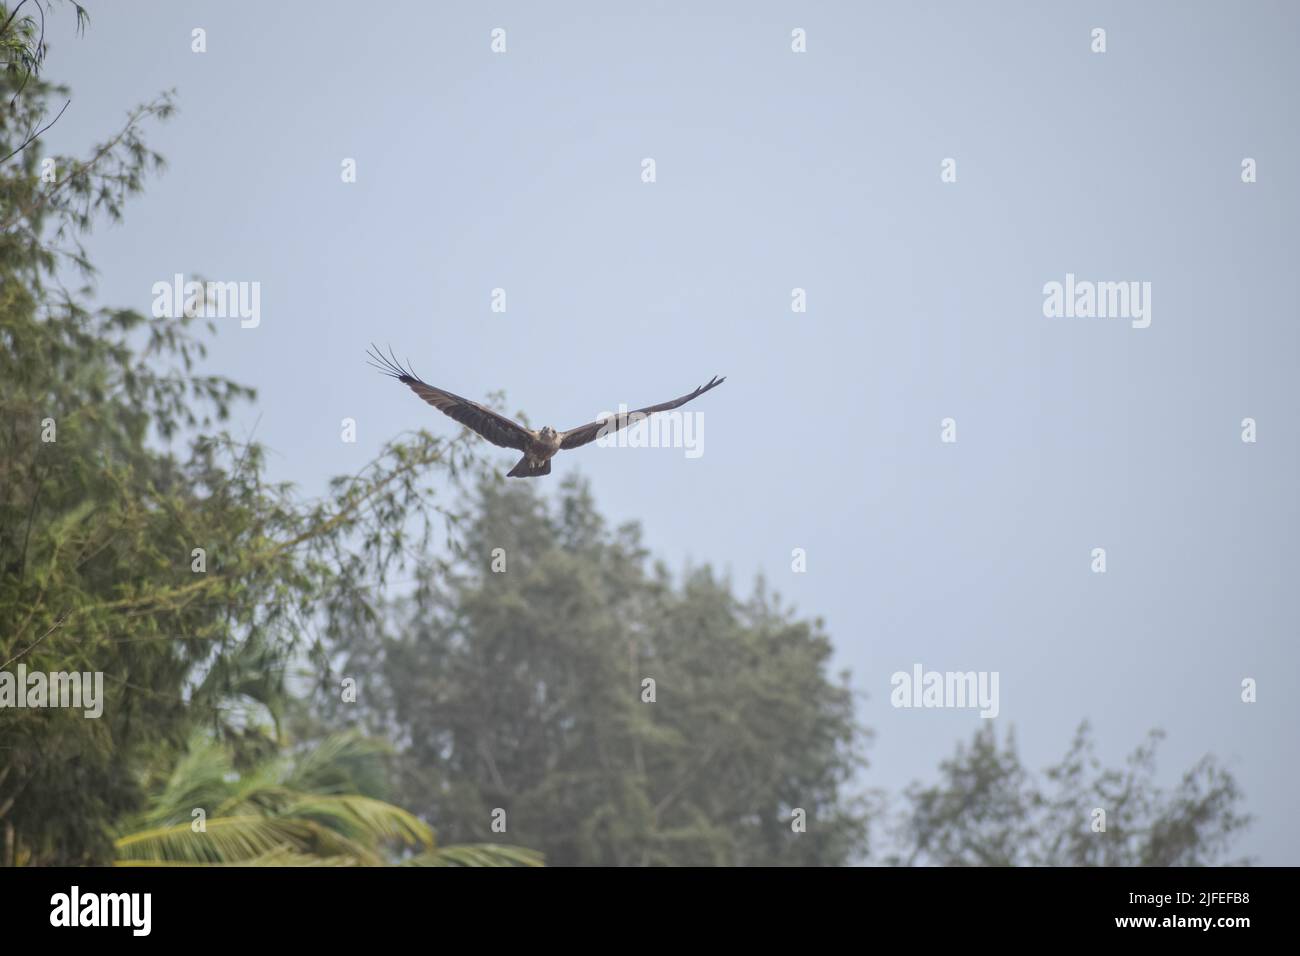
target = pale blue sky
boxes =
[44,1,1299,863]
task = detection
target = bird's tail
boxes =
[507,455,551,478]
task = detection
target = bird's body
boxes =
[510,426,563,477]
[367,345,724,478]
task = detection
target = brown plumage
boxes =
[367,345,724,478]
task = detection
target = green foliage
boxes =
[1,2,87,116]
[889,723,1251,866]
[114,732,540,866]
[0,5,489,865]
[315,476,871,866]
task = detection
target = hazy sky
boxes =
[43,1,1299,863]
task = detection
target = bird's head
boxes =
[539,426,558,440]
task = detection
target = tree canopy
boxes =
[888,723,1250,867]
[312,476,871,865]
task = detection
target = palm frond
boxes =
[405,844,544,867]
[114,733,543,867]
[284,794,434,851]
[114,815,319,864]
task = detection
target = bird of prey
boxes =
[367,345,725,478]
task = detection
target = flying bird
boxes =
[367,345,725,478]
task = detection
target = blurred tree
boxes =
[316,475,1252,867]
[888,723,1251,866]
[317,476,871,866]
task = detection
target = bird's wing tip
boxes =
[366,343,422,383]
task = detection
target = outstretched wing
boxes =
[367,345,533,451]
[559,375,726,450]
